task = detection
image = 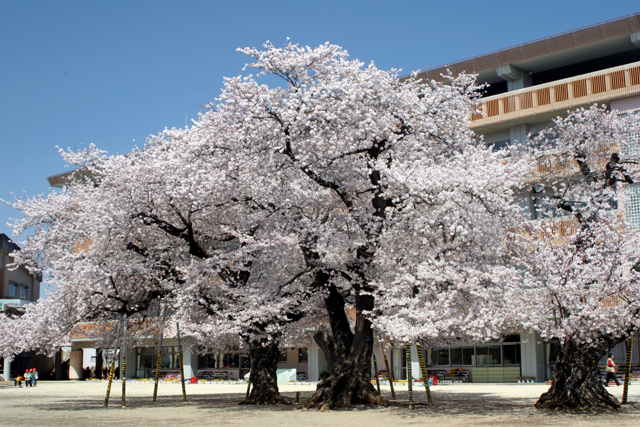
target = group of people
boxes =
[13,368,38,387]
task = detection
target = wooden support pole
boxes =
[383,350,396,400]
[153,303,169,403]
[177,322,187,402]
[373,354,381,394]
[622,336,633,404]
[246,380,252,400]
[406,344,414,409]
[415,343,433,405]
[104,315,123,408]
[121,314,127,408]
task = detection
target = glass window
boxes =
[9,283,17,297]
[477,345,501,365]
[298,348,308,363]
[432,348,450,366]
[279,350,288,363]
[239,353,250,369]
[503,344,521,365]
[19,286,27,299]
[206,354,219,369]
[451,347,474,365]
[223,353,239,368]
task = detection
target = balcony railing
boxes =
[471,61,640,128]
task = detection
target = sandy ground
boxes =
[0,380,638,427]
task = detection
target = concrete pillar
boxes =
[125,347,135,379]
[510,124,529,146]
[410,345,421,380]
[2,357,10,381]
[497,64,532,91]
[521,331,545,381]
[69,350,83,380]
[182,350,195,379]
[307,341,319,383]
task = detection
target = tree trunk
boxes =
[303,277,388,410]
[535,338,622,410]
[240,340,288,405]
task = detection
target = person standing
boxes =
[32,369,38,386]
[604,353,620,387]
[23,370,31,387]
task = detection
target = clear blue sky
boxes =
[1,0,638,295]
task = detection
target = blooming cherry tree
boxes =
[511,106,640,409]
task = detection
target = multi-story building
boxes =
[0,233,51,381]
[398,12,640,383]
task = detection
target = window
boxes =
[451,347,475,365]
[298,348,308,363]
[19,286,28,300]
[222,353,239,368]
[199,354,220,369]
[279,350,288,363]
[502,344,521,365]
[221,352,250,369]
[476,345,501,365]
[9,282,17,297]
[432,348,450,366]
[625,183,640,229]
[489,140,510,153]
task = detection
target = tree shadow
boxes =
[23,387,640,426]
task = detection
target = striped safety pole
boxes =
[383,349,396,400]
[104,315,123,407]
[622,336,633,404]
[415,343,433,405]
[372,354,381,394]
[121,313,127,408]
[406,344,414,409]
[177,322,187,402]
[153,303,169,403]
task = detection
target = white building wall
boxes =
[82,348,96,370]
[521,331,545,381]
[410,345,421,380]
[182,350,195,379]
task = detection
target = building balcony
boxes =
[471,61,640,129]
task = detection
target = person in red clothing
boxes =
[604,353,620,387]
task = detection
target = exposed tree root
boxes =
[535,339,622,411]
[302,374,389,411]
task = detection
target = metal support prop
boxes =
[121,314,127,408]
[372,354,381,394]
[104,315,123,407]
[406,344,414,409]
[622,336,633,404]
[415,343,433,405]
[383,350,396,400]
[177,322,187,402]
[153,303,169,403]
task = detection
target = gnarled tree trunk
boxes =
[303,278,388,411]
[241,340,289,405]
[536,337,623,410]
